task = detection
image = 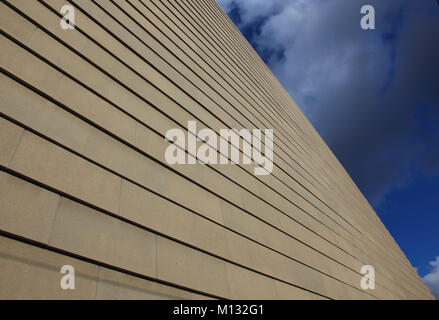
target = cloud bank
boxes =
[217,0,439,205]
[423,256,439,299]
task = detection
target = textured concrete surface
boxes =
[0,0,434,299]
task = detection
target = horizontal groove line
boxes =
[0,231,223,300]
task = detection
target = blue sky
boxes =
[217,0,439,298]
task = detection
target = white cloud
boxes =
[216,0,235,13]
[423,256,439,300]
[217,0,287,26]
[217,0,439,205]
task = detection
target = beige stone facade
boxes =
[0,0,434,299]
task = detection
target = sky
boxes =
[217,0,439,298]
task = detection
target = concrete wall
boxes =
[0,0,434,299]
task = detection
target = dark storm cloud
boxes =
[218,0,439,205]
